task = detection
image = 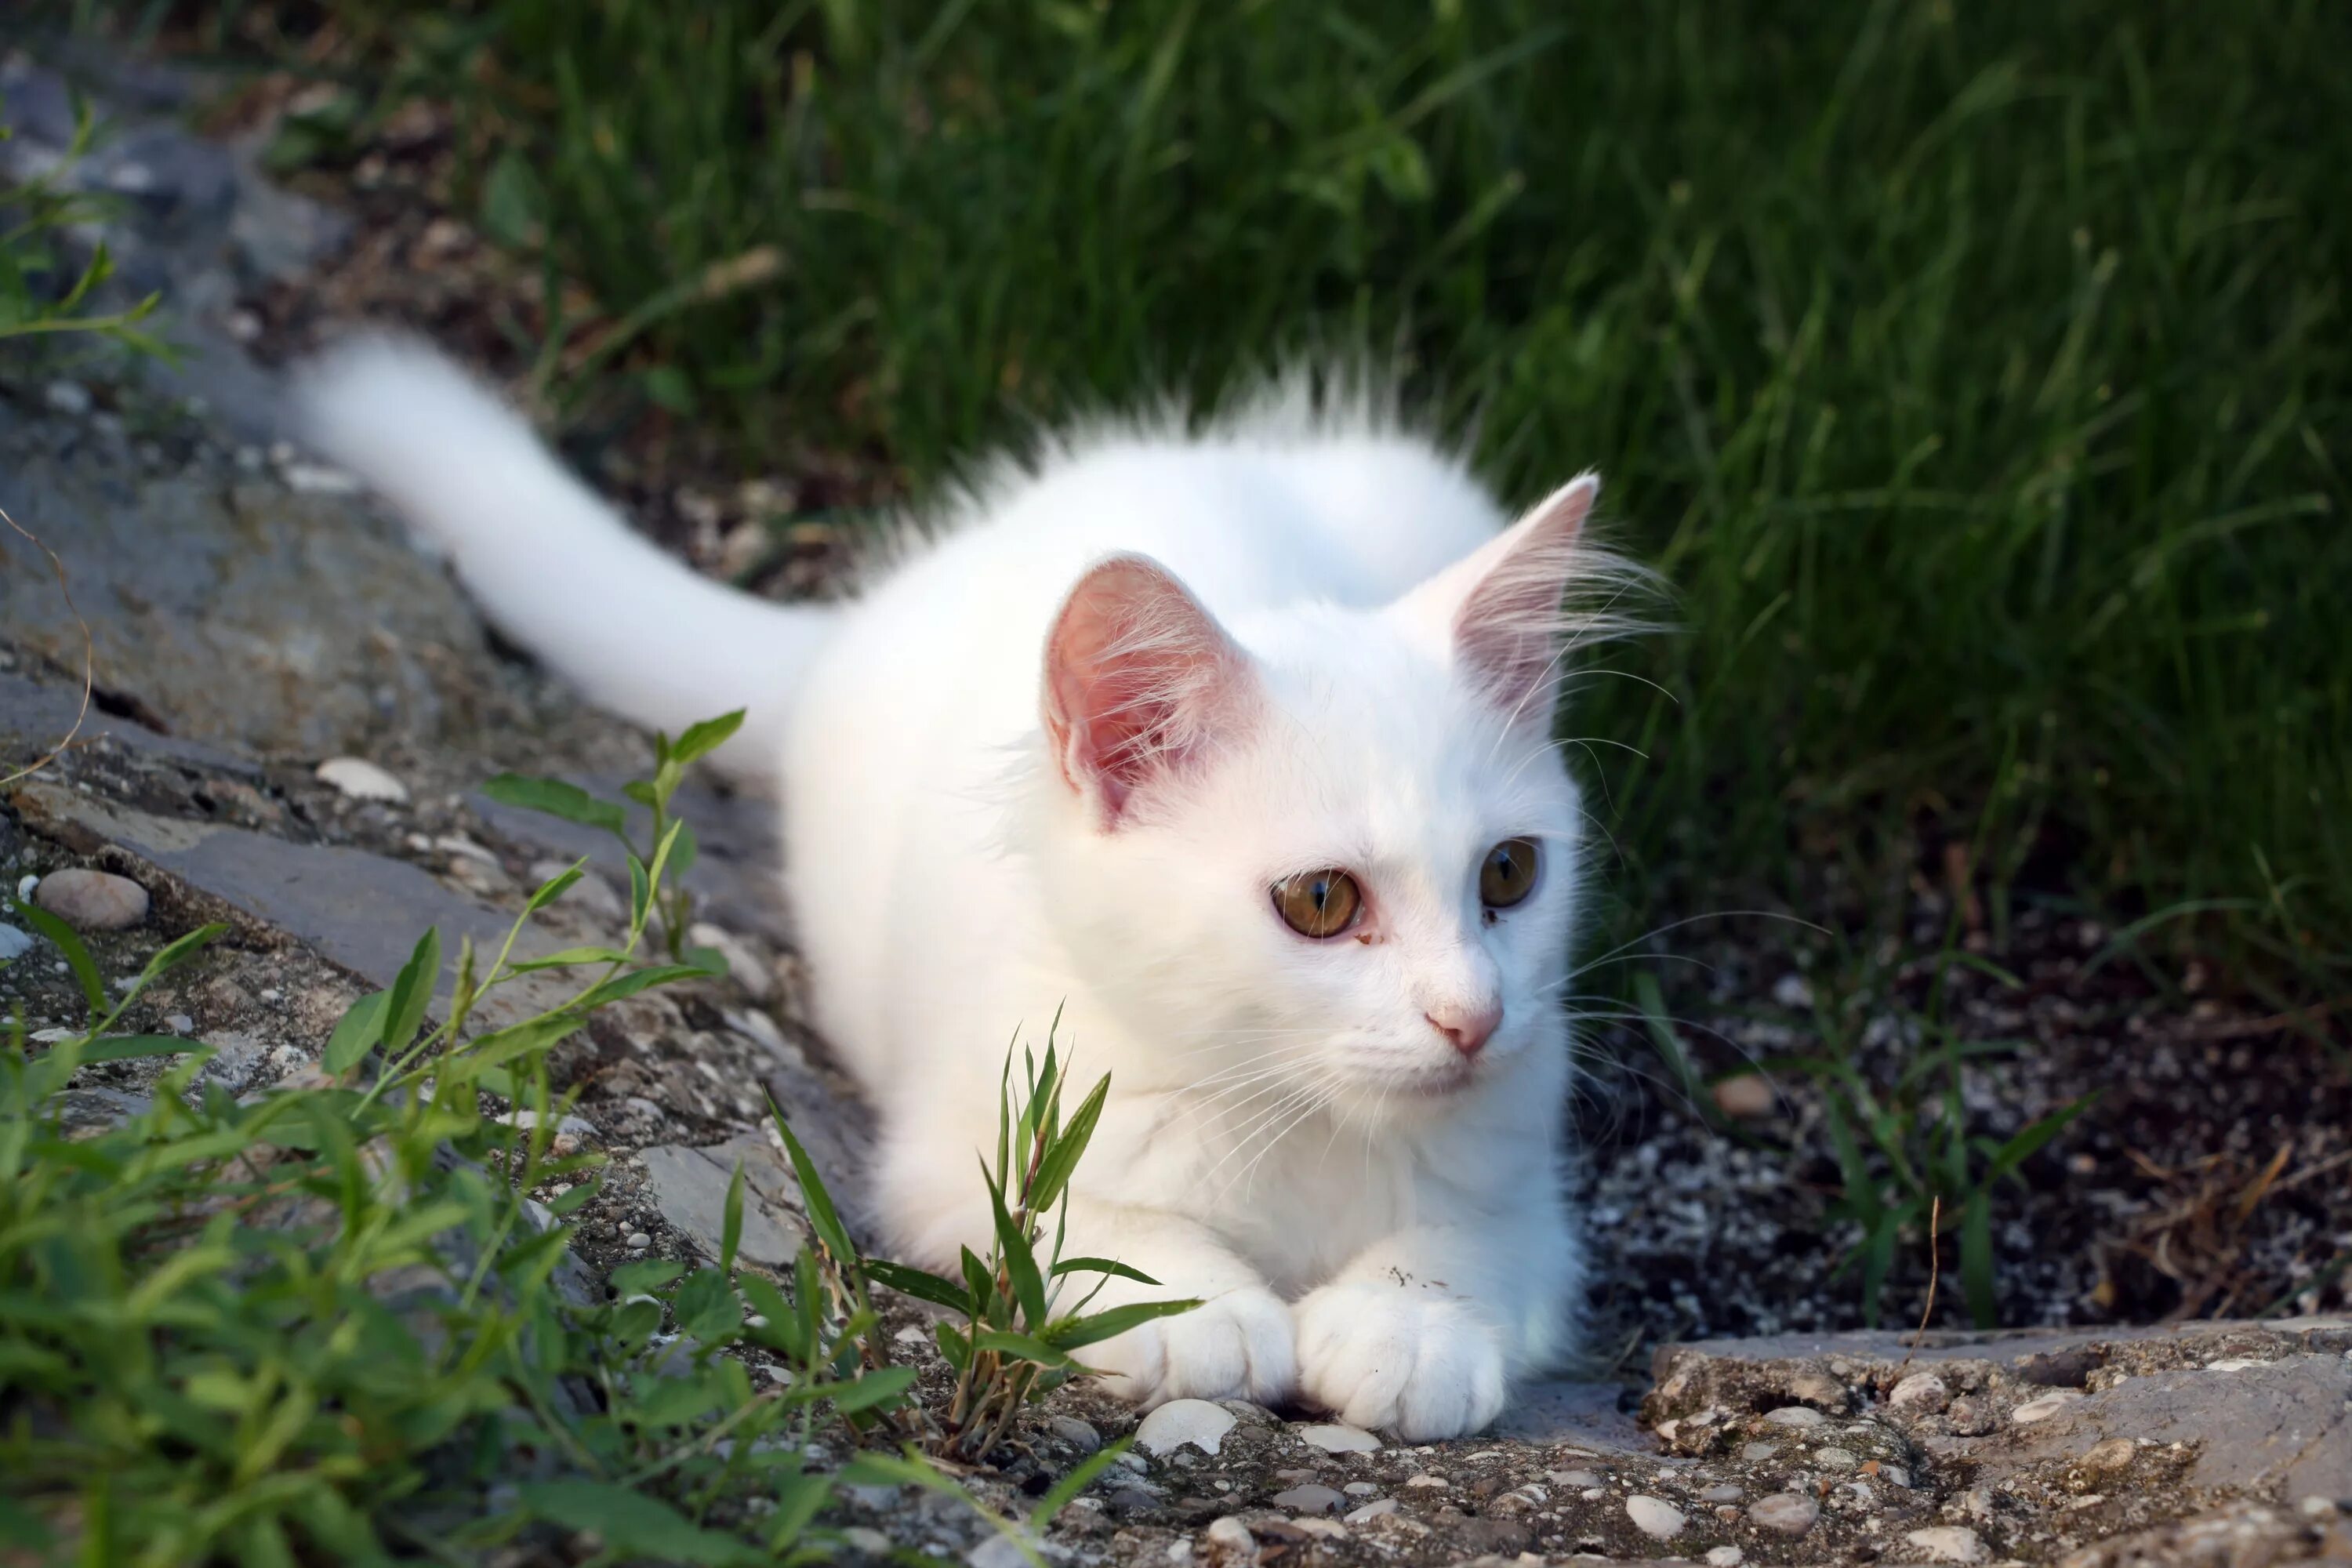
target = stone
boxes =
[965,1536,1033,1568]
[315,757,408,804]
[1904,1525,1987,1563]
[1292,1421,1381,1454]
[1788,1370,1846,1407]
[2078,1436,2138,1473]
[1889,1370,1951,1412]
[688,921,771,1000]
[1286,1518,1345,1541]
[1699,1483,1742,1502]
[34,868,150,931]
[1706,1549,1744,1567]
[2013,1391,2087,1424]
[1341,1499,1397,1524]
[1269,1484,1343,1514]
[1762,1405,1828,1428]
[1811,1446,1860,1470]
[636,1139,807,1269]
[1203,1515,1253,1551]
[1137,1400,1236,1458]
[0,924,32,963]
[1047,1416,1102,1454]
[1624,1495,1686,1541]
[1549,1469,1602,1488]
[1750,1493,1820,1536]
[1711,1072,1775,1118]
[1341,1482,1379,1496]
[1488,1376,1653,1450]
[1738,1442,1780,1462]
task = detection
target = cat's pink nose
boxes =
[1428,1000,1502,1056]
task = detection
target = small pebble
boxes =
[1625,1495,1686,1541]
[1342,1482,1379,1497]
[0,924,32,964]
[1270,1484,1344,1514]
[1403,1473,1447,1488]
[1137,1400,1236,1458]
[626,1232,652,1249]
[689,921,771,999]
[1048,1416,1102,1454]
[34,869,150,931]
[316,757,409,804]
[15,874,38,902]
[1772,972,1813,1007]
[1203,1516,1253,1552]
[1750,1493,1820,1536]
[1889,1371,1951,1412]
[2079,1437,2138,1472]
[1738,1442,1780,1462]
[1762,1406,1827,1428]
[2204,1356,2267,1371]
[1292,1421,1381,1454]
[1549,1469,1602,1488]
[1707,1549,1744,1567]
[1711,1073,1774,1117]
[2012,1392,2086,1425]
[1699,1483,1742,1502]
[1811,1446,1859,1470]
[1904,1525,1987,1563]
[1341,1499,1397,1524]
[43,380,93,416]
[281,461,364,495]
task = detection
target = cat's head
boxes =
[1032,475,1633,1123]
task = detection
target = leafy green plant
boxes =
[865,1032,1200,1461]
[2,713,1152,1565]
[0,92,163,350]
[480,708,743,964]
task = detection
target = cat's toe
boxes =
[1092,1286,1296,1408]
[1294,1283,1507,1441]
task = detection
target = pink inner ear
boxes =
[1451,475,1600,720]
[1043,555,1248,822]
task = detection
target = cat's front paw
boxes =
[1087,1285,1296,1409]
[1294,1282,1507,1440]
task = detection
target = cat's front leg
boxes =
[1293,1210,1577,1441]
[1059,1197,1297,1409]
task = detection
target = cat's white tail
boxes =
[296,336,837,779]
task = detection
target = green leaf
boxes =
[1029,1071,1110,1214]
[670,710,747,767]
[988,1170,1047,1328]
[643,364,698,416]
[866,1259,973,1313]
[1959,1190,1998,1328]
[323,990,391,1074]
[960,1247,999,1324]
[935,1320,971,1371]
[78,1034,200,1065]
[720,1161,746,1275]
[610,1258,684,1295]
[1984,1094,2099,1184]
[505,946,635,973]
[524,861,586,915]
[518,1480,753,1564]
[480,774,628,836]
[1032,1436,1134,1527]
[7,895,103,1014]
[1043,1298,1202,1351]
[383,927,442,1054]
[675,1268,744,1343]
[480,147,546,248]
[768,1099,856,1269]
[578,964,709,1007]
[549,1177,601,1217]
[829,1364,917,1413]
[1049,1256,1161,1286]
[971,1327,1077,1367]
[765,1467,832,1550]
[739,1272,805,1359]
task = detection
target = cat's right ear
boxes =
[1043,554,1254,827]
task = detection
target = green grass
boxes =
[2,714,1179,1563]
[101,0,2352,982]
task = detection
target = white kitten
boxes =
[300,339,1636,1439]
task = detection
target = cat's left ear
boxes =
[1398,473,1602,726]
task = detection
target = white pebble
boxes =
[1772,972,1813,1007]
[1341,1499,1397,1523]
[34,869,150,931]
[1137,1399,1236,1458]
[1904,1525,1987,1563]
[1762,1405,1828,1428]
[1707,1549,1744,1567]
[626,1232,652,1249]
[2204,1357,2267,1371]
[15,874,39,902]
[1889,1371,1951,1411]
[281,461,364,495]
[316,757,409,804]
[1203,1516,1253,1551]
[1625,1495,1686,1540]
[0,924,32,964]
[1293,1421,1381,1454]
[2011,1391,2086,1424]
[43,380,93,416]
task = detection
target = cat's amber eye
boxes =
[1272,869,1363,938]
[1479,837,1541,909]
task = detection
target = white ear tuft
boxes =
[1399,474,1642,726]
[1042,554,1254,826]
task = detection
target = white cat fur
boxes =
[299,338,1633,1439]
